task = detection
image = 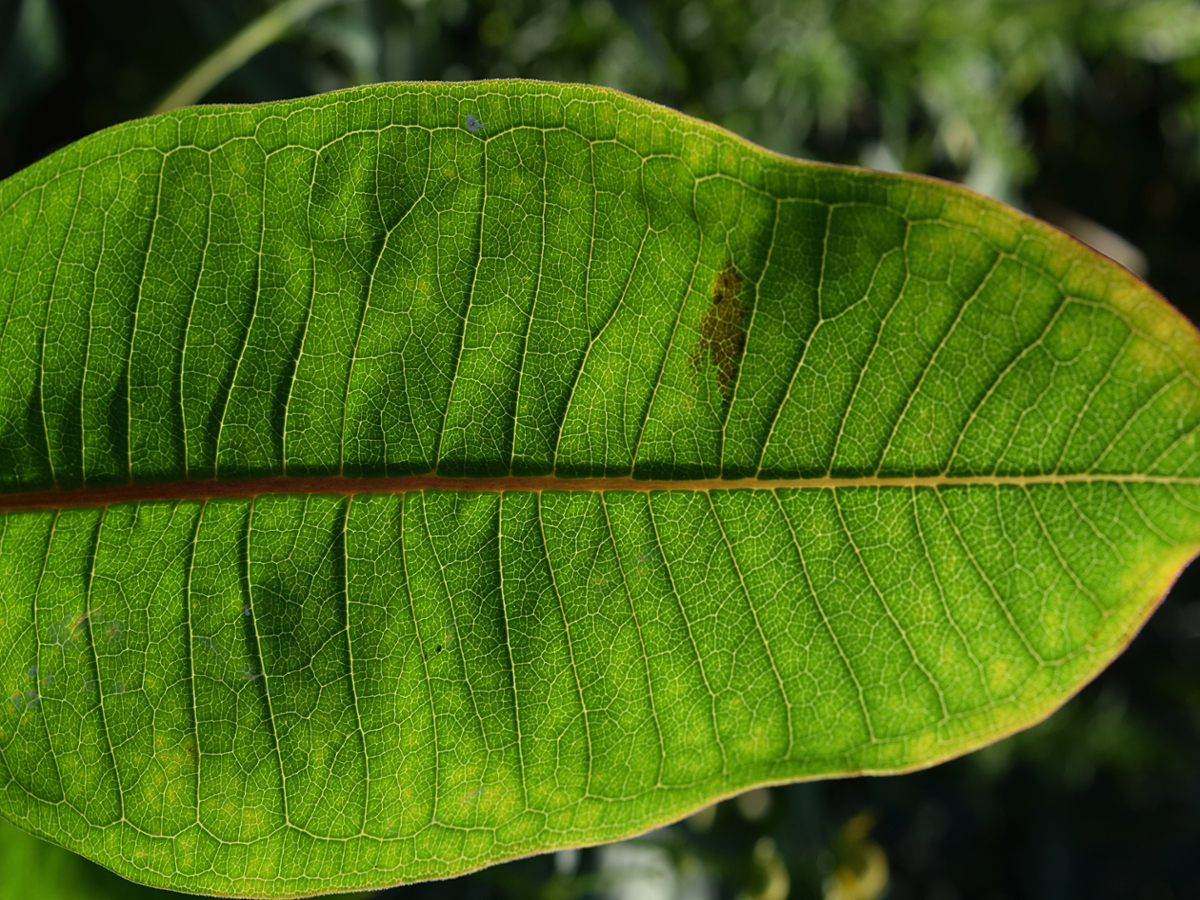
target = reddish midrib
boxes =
[0,471,1193,512]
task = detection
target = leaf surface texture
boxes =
[0,81,1197,897]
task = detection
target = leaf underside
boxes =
[0,81,1197,898]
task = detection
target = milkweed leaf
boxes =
[0,81,1197,898]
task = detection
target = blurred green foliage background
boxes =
[2,1,1200,897]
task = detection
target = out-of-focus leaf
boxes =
[0,816,176,899]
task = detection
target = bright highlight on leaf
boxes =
[0,80,1197,898]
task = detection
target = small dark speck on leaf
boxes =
[436,645,443,653]
[690,260,746,401]
[465,114,486,133]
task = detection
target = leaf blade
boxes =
[0,80,1197,897]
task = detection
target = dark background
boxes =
[2,1,1199,897]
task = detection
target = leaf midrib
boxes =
[1,471,1195,512]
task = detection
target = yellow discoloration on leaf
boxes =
[909,732,937,761]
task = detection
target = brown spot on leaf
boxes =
[690,260,746,401]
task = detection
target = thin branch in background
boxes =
[152,0,356,114]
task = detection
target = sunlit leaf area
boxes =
[2,2,1200,899]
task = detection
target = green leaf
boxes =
[0,80,1197,897]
